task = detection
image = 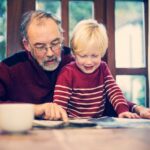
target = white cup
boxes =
[0,103,34,133]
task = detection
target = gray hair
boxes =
[20,10,62,40]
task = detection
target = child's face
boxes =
[74,45,101,74]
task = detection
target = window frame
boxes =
[114,0,149,106]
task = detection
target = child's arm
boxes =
[103,63,129,115]
[103,62,150,119]
[53,65,72,111]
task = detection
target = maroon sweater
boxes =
[0,47,135,117]
[0,47,73,104]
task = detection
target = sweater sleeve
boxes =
[103,62,129,114]
[0,63,11,103]
[53,65,73,110]
[127,101,136,112]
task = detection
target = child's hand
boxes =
[118,111,140,119]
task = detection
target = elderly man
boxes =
[0,10,150,121]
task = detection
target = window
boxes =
[115,0,148,106]
[116,75,146,106]
[36,0,94,45]
[115,1,145,68]
[0,0,6,61]
[36,0,61,19]
[69,1,93,39]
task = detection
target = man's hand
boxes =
[118,111,140,119]
[134,106,150,119]
[34,103,68,122]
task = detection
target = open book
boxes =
[33,118,96,129]
[89,117,150,128]
[33,117,150,129]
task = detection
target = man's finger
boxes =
[59,107,68,122]
[43,103,51,120]
[53,103,61,120]
[49,103,56,120]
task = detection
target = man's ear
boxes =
[71,51,75,59]
[22,38,31,52]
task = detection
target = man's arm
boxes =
[124,101,150,119]
[34,103,68,122]
[133,105,150,119]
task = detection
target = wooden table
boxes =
[0,127,150,150]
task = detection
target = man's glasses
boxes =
[28,39,63,53]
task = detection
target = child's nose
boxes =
[85,57,93,64]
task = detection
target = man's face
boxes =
[25,19,62,71]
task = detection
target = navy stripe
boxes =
[2,51,28,66]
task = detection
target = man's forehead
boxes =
[27,18,61,44]
[29,18,56,27]
[27,18,59,36]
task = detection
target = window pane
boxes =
[115,1,145,68]
[69,1,94,38]
[36,0,61,19]
[116,75,146,106]
[0,0,6,61]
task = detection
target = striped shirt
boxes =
[54,61,129,118]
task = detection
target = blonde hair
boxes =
[70,19,108,57]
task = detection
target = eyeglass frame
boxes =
[26,38,63,53]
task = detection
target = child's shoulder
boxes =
[64,61,76,68]
[99,61,110,72]
[100,61,108,67]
